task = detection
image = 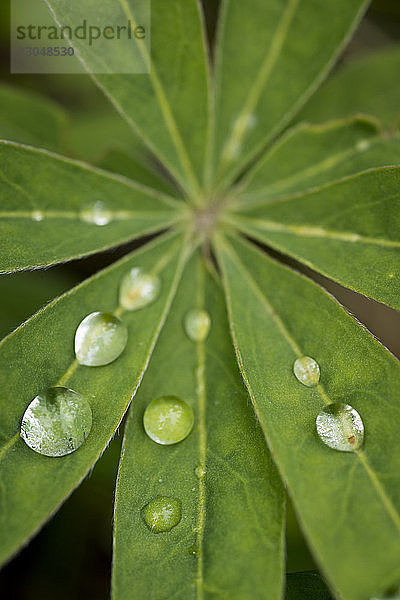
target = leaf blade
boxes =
[212,0,369,185]
[215,233,400,600]
[0,231,189,566]
[45,0,210,195]
[0,141,186,272]
[297,46,400,130]
[112,253,285,600]
[229,165,400,310]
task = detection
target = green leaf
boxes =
[45,0,210,195]
[97,148,177,196]
[0,231,189,566]
[297,46,400,130]
[0,141,186,273]
[285,572,334,600]
[0,83,67,151]
[227,166,400,310]
[112,254,285,599]
[215,233,400,600]
[211,0,369,186]
[236,116,400,203]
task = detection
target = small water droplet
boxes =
[388,273,395,279]
[142,496,182,533]
[316,403,364,452]
[32,210,44,222]
[143,396,194,445]
[20,387,92,457]
[356,139,371,152]
[293,356,320,387]
[195,465,206,479]
[158,477,163,483]
[75,312,128,366]
[184,309,211,342]
[80,201,112,226]
[188,545,199,556]
[119,267,161,311]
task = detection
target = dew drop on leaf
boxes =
[316,403,364,452]
[80,201,112,226]
[75,311,128,366]
[119,267,161,311]
[20,387,92,457]
[142,496,182,533]
[32,210,44,222]
[293,356,320,387]
[195,465,206,479]
[188,545,199,556]
[184,308,211,342]
[143,395,194,445]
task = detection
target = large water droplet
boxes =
[142,496,182,533]
[293,356,320,387]
[119,267,161,311]
[20,387,92,457]
[80,201,112,226]
[184,309,211,342]
[316,403,364,452]
[143,395,194,445]
[75,312,128,366]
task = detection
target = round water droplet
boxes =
[32,210,44,222]
[119,267,161,311]
[20,387,92,457]
[316,403,364,452]
[184,309,211,342]
[142,496,182,533]
[188,545,199,556]
[143,395,194,445]
[75,312,128,367]
[195,465,206,479]
[80,201,112,226]
[293,356,320,387]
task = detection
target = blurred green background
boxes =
[0,1,399,598]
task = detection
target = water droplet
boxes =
[184,309,211,342]
[188,545,199,556]
[32,210,44,222]
[293,356,320,387]
[143,395,194,445]
[356,139,371,152]
[316,403,364,452]
[195,465,206,479]
[142,496,182,533]
[75,312,128,366]
[20,387,92,457]
[80,201,112,226]
[119,267,161,311]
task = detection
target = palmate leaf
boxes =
[226,166,400,311]
[211,0,369,187]
[215,233,400,600]
[45,0,210,196]
[297,46,400,130]
[0,231,189,566]
[0,141,185,273]
[113,253,285,599]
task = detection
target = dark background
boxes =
[0,1,399,598]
